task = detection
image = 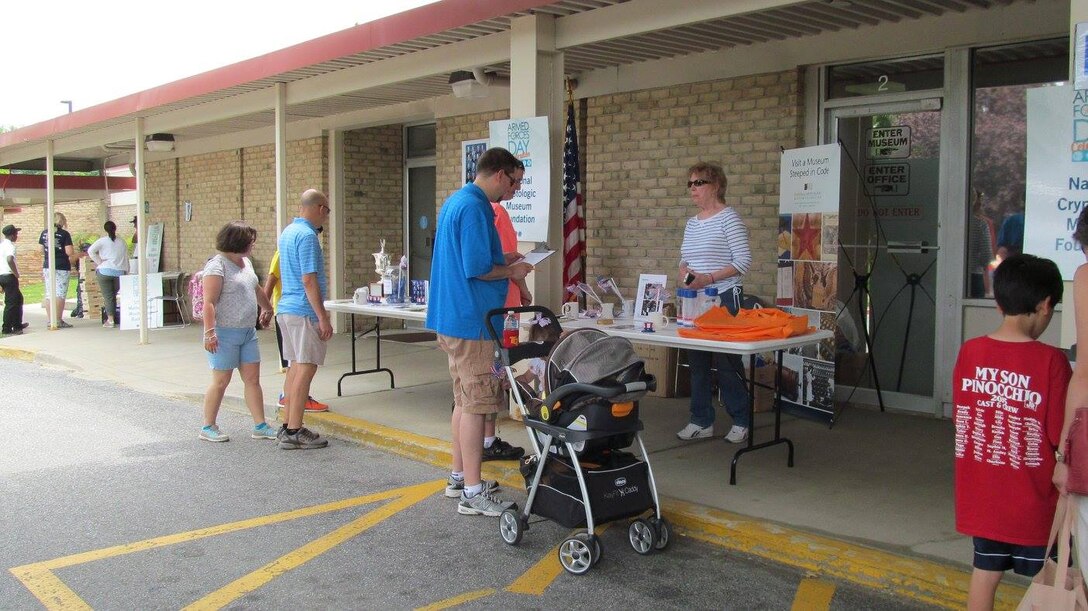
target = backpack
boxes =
[189,271,205,321]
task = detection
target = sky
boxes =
[0,0,438,129]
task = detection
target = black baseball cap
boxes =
[2,224,19,237]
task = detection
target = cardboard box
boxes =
[634,343,679,398]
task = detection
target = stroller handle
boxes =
[484,306,563,365]
[544,378,655,408]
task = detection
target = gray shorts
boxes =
[42,270,71,298]
[277,314,327,366]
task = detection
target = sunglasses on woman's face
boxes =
[687,179,711,188]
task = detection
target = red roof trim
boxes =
[0,175,136,190]
[0,0,554,149]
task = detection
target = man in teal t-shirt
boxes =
[426,147,532,517]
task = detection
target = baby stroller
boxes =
[485,306,669,575]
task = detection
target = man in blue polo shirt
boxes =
[427,147,533,517]
[276,189,332,450]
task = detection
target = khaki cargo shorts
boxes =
[437,334,503,415]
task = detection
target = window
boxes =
[966,39,1067,298]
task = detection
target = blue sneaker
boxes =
[252,422,278,440]
[200,425,230,442]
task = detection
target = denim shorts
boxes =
[206,326,260,370]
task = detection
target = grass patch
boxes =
[20,277,79,304]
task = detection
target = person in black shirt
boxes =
[38,212,76,329]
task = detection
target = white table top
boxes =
[559,316,833,356]
[325,299,428,322]
[324,300,831,355]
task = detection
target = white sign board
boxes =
[119,272,164,330]
[866,126,911,159]
[489,116,550,242]
[1024,84,1088,280]
[779,143,841,213]
[145,222,164,273]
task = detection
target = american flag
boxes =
[562,101,585,299]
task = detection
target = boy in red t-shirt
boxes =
[953,254,1071,610]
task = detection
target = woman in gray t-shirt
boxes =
[199,221,276,443]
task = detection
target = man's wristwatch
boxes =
[1056,449,1066,464]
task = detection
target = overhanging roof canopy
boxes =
[0,0,1043,171]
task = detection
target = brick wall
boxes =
[144,136,327,280]
[344,125,403,292]
[436,110,508,210]
[6,199,107,277]
[584,70,803,302]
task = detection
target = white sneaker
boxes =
[676,422,713,440]
[724,425,749,444]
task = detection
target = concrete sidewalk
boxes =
[0,303,1027,609]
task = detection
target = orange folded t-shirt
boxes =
[677,306,812,341]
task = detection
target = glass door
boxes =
[828,101,941,412]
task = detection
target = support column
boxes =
[509,14,565,310]
[275,83,289,237]
[328,129,345,333]
[45,140,56,329]
[135,118,148,344]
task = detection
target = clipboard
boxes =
[520,250,555,266]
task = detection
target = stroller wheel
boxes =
[499,509,524,546]
[576,533,603,566]
[651,517,671,551]
[628,518,658,555]
[558,537,594,575]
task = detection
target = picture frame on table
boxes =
[634,273,668,321]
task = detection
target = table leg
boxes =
[729,350,794,485]
[336,314,396,395]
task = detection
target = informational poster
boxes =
[461,139,487,185]
[776,144,841,422]
[145,222,164,273]
[119,272,164,330]
[1024,84,1087,280]
[489,116,550,242]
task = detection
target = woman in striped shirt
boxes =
[675,162,754,444]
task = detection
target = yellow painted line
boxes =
[6,567,90,611]
[791,578,835,611]
[0,346,36,361]
[184,481,439,610]
[506,523,611,595]
[10,480,445,610]
[664,499,1025,610]
[414,588,496,611]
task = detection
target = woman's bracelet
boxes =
[705,272,715,284]
[203,328,216,338]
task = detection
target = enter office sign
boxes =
[866,126,911,159]
[864,162,910,196]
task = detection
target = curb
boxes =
[299,409,1026,610]
[0,345,37,362]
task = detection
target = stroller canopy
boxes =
[547,328,647,403]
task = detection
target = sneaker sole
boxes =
[676,432,712,440]
[304,407,329,412]
[278,441,329,449]
[199,435,229,442]
[456,504,506,517]
[481,452,525,461]
[251,433,278,440]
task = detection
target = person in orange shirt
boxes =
[483,160,528,461]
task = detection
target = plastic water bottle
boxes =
[677,288,698,327]
[502,311,519,348]
[702,286,719,316]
